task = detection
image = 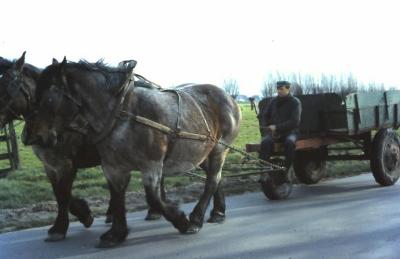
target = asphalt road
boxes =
[1,174,400,259]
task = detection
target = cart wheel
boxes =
[260,166,294,200]
[370,128,400,186]
[293,148,327,185]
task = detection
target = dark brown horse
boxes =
[0,53,162,242]
[25,58,241,247]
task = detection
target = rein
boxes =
[59,73,286,171]
[119,103,286,171]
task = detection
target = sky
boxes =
[1,0,400,96]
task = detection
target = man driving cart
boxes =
[259,81,302,171]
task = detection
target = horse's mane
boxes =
[61,60,132,93]
[77,59,131,74]
[23,63,42,81]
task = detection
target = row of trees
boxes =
[223,72,393,99]
[262,72,391,98]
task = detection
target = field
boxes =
[0,104,370,209]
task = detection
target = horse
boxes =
[0,53,163,242]
[24,57,241,247]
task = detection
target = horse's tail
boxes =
[217,89,242,147]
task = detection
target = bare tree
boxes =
[262,71,387,97]
[223,79,240,99]
[261,73,276,97]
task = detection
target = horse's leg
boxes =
[69,196,94,228]
[200,159,226,223]
[105,179,113,224]
[105,176,165,223]
[187,148,228,233]
[207,182,226,223]
[98,168,131,248]
[144,175,165,221]
[44,166,76,242]
[142,165,190,233]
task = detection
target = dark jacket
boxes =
[264,94,302,135]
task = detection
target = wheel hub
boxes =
[384,141,400,171]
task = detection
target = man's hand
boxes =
[267,125,276,132]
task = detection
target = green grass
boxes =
[0,104,371,209]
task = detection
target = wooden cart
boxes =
[246,91,400,200]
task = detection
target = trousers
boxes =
[259,132,299,169]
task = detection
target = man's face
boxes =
[277,86,290,97]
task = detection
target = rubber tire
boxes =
[294,148,327,185]
[260,166,294,200]
[370,128,400,186]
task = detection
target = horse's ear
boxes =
[52,58,59,65]
[59,56,69,89]
[59,56,67,76]
[61,56,67,66]
[14,51,26,72]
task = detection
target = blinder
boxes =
[6,72,23,98]
[44,83,87,134]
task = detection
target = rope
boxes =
[216,140,286,171]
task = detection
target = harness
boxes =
[119,79,215,142]
[61,73,285,172]
[88,74,133,144]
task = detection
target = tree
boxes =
[262,71,387,98]
[223,79,240,99]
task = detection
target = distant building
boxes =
[236,95,248,102]
[250,95,262,102]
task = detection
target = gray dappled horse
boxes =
[25,58,241,247]
[0,53,162,242]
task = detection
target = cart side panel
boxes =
[386,91,400,128]
[345,90,400,134]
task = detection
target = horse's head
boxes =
[23,57,82,147]
[25,57,137,147]
[0,52,31,128]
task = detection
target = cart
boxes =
[246,91,400,200]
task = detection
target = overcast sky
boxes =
[1,0,399,96]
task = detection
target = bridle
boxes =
[41,73,86,134]
[0,70,32,122]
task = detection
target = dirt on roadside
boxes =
[0,176,261,233]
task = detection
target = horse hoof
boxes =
[145,212,162,221]
[105,215,113,224]
[183,224,201,234]
[207,214,225,224]
[45,233,66,242]
[83,215,94,228]
[96,239,121,248]
[98,229,128,248]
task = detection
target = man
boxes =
[259,81,302,170]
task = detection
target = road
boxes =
[1,174,400,259]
